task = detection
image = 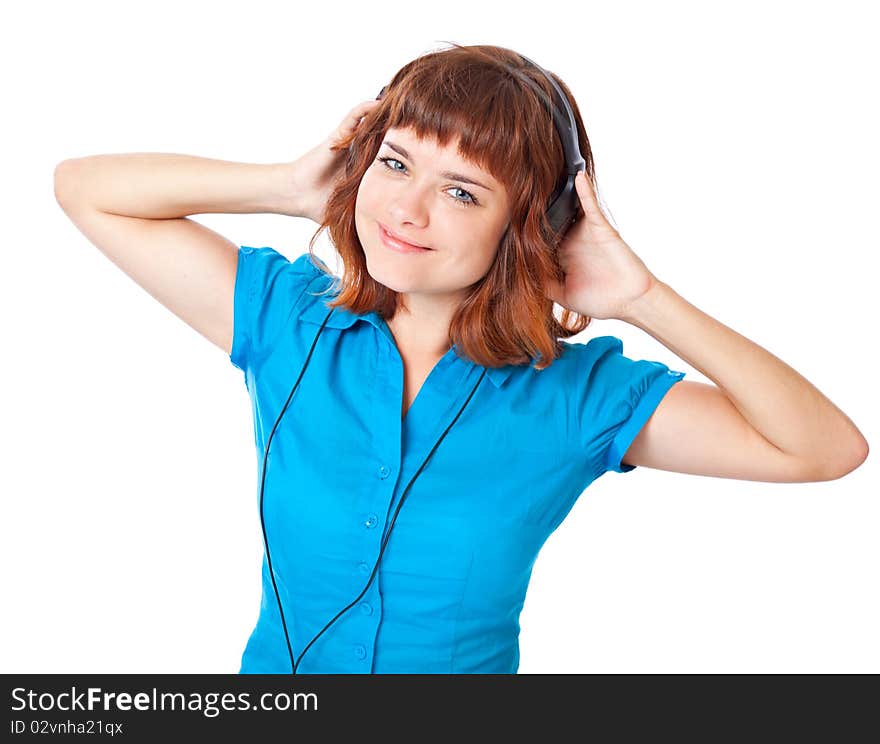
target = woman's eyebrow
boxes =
[381,141,494,192]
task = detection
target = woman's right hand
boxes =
[289,99,382,224]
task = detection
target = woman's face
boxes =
[354,126,511,300]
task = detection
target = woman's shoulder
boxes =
[239,246,338,301]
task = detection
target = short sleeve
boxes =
[576,335,686,477]
[229,245,330,374]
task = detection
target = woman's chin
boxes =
[368,274,420,294]
[364,258,425,292]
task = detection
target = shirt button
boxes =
[358,561,370,575]
[359,602,373,616]
[354,645,367,660]
[363,513,378,529]
[378,465,390,479]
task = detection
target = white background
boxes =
[3,0,877,673]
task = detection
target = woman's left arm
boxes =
[619,280,869,481]
[545,171,869,482]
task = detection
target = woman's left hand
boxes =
[544,170,659,322]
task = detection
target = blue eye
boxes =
[375,156,479,208]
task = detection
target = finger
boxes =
[574,170,597,207]
[350,99,382,120]
[338,100,380,131]
[575,170,607,226]
[331,101,381,144]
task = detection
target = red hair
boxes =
[307,42,603,371]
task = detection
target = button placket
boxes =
[347,338,397,674]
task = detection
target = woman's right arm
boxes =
[54,100,380,357]
[53,153,304,357]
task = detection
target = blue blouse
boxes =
[229,245,686,674]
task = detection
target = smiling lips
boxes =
[379,223,432,253]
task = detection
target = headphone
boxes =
[258,50,586,674]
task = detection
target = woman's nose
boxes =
[387,183,431,225]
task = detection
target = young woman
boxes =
[54,43,868,674]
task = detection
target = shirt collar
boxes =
[300,293,514,389]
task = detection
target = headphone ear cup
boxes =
[546,176,578,237]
